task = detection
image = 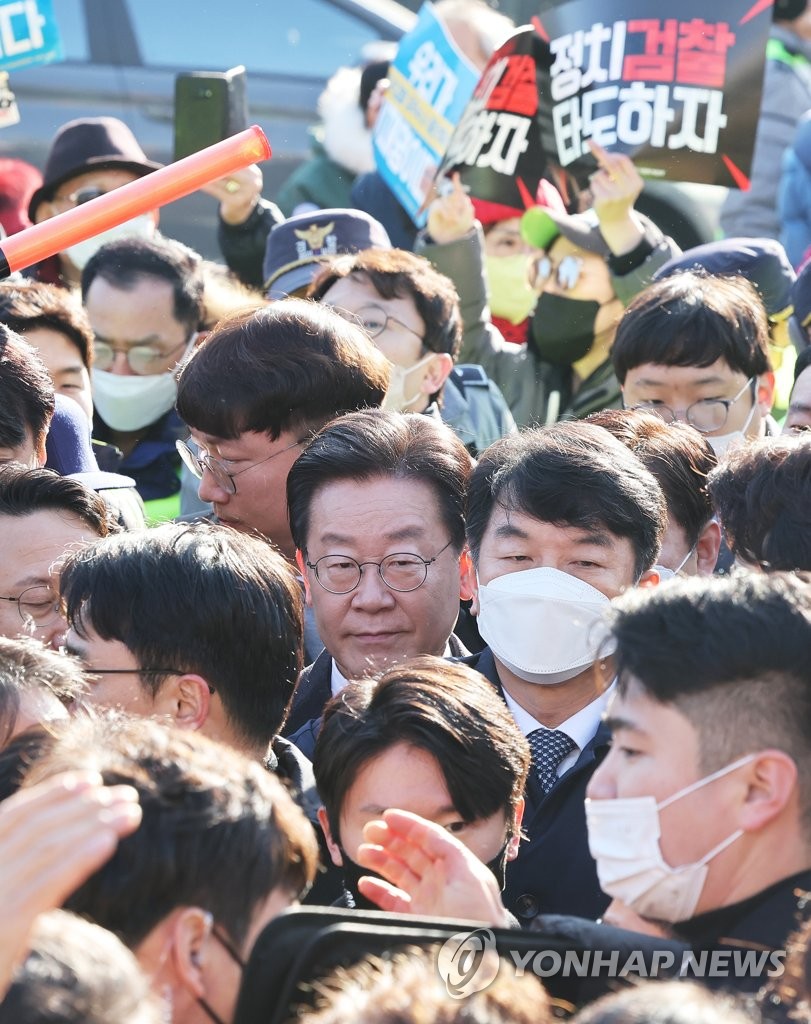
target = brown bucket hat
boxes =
[28,116,162,221]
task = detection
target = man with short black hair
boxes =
[586,571,811,965]
[313,655,529,909]
[175,300,390,561]
[26,715,319,1024]
[0,282,94,424]
[284,410,474,751]
[0,326,54,468]
[587,409,721,577]
[707,435,811,571]
[309,248,516,456]
[60,522,303,766]
[463,421,665,922]
[613,271,777,460]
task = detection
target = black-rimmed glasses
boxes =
[76,663,215,694]
[306,538,455,595]
[626,377,755,434]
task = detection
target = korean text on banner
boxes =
[373,2,480,227]
[0,0,62,72]
[535,0,772,188]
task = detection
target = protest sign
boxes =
[373,2,479,227]
[0,0,62,72]
[439,0,771,204]
[535,0,771,188]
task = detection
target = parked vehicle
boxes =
[0,0,720,258]
[0,0,416,257]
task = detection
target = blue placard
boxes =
[373,2,480,227]
[0,0,62,72]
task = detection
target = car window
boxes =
[54,0,90,61]
[126,1,381,77]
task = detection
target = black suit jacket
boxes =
[464,647,611,924]
[282,637,470,759]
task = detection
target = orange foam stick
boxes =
[0,125,271,277]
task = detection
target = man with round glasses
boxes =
[283,409,475,756]
[612,271,777,461]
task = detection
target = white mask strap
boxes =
[697,827,745,867]
[658,752,757,811]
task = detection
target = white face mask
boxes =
[381,353,436,412]
[652,543,696,582]
[65,213,155,271]
[91,337,194,432]
[476,566,615,685]
[586,753,756,923]
[707,390,758,460]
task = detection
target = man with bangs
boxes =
[174,300,390,562]
[462,421,666,923]
[613,271,777,462]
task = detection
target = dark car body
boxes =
[0,0,416,257]
[0,0,719,259]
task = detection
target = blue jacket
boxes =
[780,109,811,268]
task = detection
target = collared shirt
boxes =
[502,683,614,777]
[330,643,455,699]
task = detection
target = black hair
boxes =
[81,234,205,334]
[0,326,55,451]
[0,279,94,368]
[313,656,529,843]
[466,422,665,579]
[587,409,717,548]
[0,465,113,535]
[59,522,303,748]
[707,436,811,571]
[308,248,462,360]
[28,716,318,948]
[609,572,811,810]
[176,300,390,441]
[287,409,472,555]
[611,271,771,383]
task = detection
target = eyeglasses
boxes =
[306,538,455,595]
[330,303,424,343]
[72,661,215,694]
[49,185,109,214]
[176,437,305,496]
[0,586,61,627]
[530,253,584,292]
[94,337,189,375]
[626,378,755,435]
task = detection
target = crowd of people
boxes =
[2,1,811,1022]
